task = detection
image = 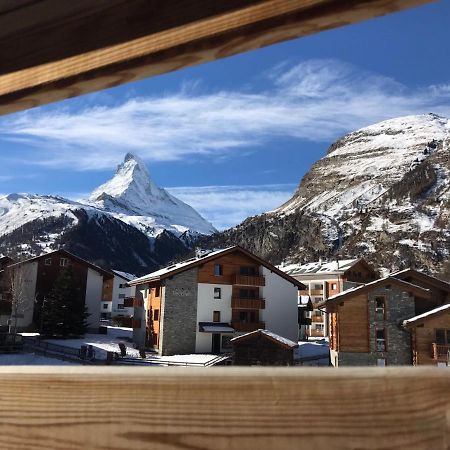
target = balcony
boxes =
[309,289,323,296]
[432,343,450,361]
[310,329,325,337]
[232,321,265,332]
[233,274,265,286]
[299,290,309,296]
[231,297,265,309]
[311,315,324,323]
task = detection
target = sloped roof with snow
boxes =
[230,329,298,349]
[403,303,450,328]
[112,269,137,281]
[129,246,305,288]
[280,258,359,276]
[321,275,431,308]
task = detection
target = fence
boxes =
[0,366,447,449]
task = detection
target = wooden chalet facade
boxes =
[1,250,112,332]
[403,304,450,367]
[130,246,304,356]
[322,270,450,367]
[282,258,378,338]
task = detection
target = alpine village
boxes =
[1,113,450,368]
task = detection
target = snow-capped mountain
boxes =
[0,154,215,274]
[200,113,450,275]
[89,153,215,237]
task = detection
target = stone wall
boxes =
[337,285,414,366]
[159,268,198,356]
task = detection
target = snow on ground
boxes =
[0,353,77,365]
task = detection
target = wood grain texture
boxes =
[0,0,433,115]
[0,367,448,449]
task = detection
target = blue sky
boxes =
[0,1,449,229]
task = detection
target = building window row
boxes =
[45,257,69,267]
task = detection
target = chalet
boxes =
[321,270,450,367]
[129,246,304,355]
[403,304,450,367]
[101,270,136,324]
[1,250,112,332]
[281,258,378,338]
[231,329,298,366]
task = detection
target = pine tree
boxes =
[41,267,90,338]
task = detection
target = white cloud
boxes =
[1,59,449,170]
[166,184,296,230]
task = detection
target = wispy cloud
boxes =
[166,184,296,230]
[1,59,449,170]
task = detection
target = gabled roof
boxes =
[6,249,112,278]
[280,258,375,277]
[403,303,450,328]
[231,329,298,349]
[129,246,305,289]
[111,270,137,281]
[391,268,450,293]
[320,276,431,309]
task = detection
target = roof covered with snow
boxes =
[280,258,359,276]
[112,269,137,281]
[129,246,305,288]
[231,329,298,348]
[322,275,431,307]
[403,303,450,327]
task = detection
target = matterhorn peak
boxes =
[89,153,216,235]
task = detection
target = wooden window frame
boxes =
[376,328,387,352]
[214,287,221,299]
[214,264,223,277]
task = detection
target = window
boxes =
[377,358,386,367]
[375,296,385,320]
[118,293,126,299]
[119,283,127,288]
[214,287,221,299]
[213,311,221,322]
[315,323,324,331]
[214,264,223,276]
[240,266,257,276]
[313,310,322,317]
[103,304,108,310]
[60,257,68,267]
[239,288,257,299]
[313,284,322,290]
[376,328,386,352]
[44,258,52,266]
[155,286,160,297]
[117,304,124,310]
[435,329,450,345]
[239,311,256,322]
[331,283,337,290]
[153,309,159,321]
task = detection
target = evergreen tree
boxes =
[41,267,90,337]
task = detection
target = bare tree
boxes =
[6,265,34,337]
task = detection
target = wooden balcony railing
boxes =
[299,290,309,296]
[310,329,325,337]
[311,315,324,323]
[232,321,265,332]
[231,298,265,309]
[309,289,323,296]
[432,343,450,360]
[233,274,265,286]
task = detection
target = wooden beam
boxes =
[0,0,433,116]
[0,367,448,449]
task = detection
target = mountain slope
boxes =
[200,113,450,274]
[0,154,214,274]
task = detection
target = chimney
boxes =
[336,257,339,270]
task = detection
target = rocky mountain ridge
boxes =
[199,113,450,275]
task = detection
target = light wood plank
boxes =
[0,0,433,115]
[0,366,447,449]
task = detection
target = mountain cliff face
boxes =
[200,114,450,274]
[0,154,215,274]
